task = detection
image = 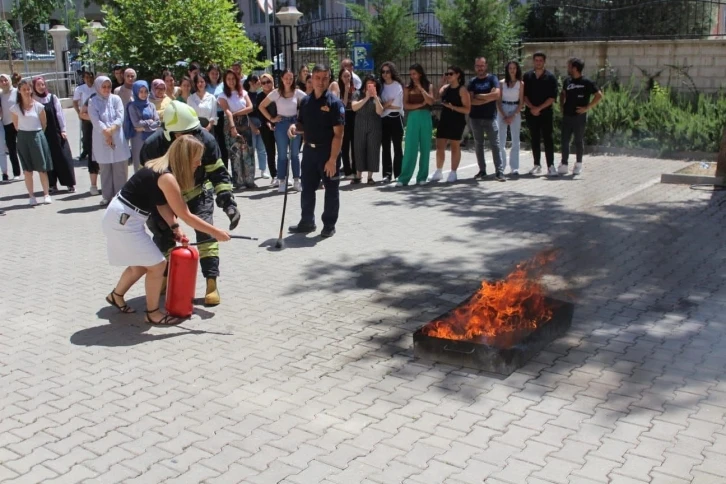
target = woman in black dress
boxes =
[32,77,76,193]
[430,66,470,183]
[252,73,278,183]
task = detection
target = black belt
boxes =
[117,195,150,217]
[306,142,332,149]
[502,101,519,105]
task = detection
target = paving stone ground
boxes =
[0,110,724,483]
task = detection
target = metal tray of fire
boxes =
[414,296,574,376]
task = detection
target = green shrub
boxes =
[522,83,726,155]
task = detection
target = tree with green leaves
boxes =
[90,0,262,80]
[11,0,61,28]
[436,0,524,70]
[347,0,419,69]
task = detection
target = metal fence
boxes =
[271,11,452,81]
[524,0,726,41]
[296,11,445,48]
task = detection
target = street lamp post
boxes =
[16,0,29,76]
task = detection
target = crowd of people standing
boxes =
[0,51,602,214]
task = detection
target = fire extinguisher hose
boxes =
[186,235,259,246]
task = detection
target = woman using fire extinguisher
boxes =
[102,135,231,325]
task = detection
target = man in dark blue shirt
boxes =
[468,57,505,182]
[288,64,345,238]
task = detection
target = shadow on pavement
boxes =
[0,193,31,202]
[0,203,36,212]
[57,204,106,214]
[281,181,726,408]
[71,298,227,347]
[60,192,94,202]
[245,190,292,201]
[260,234,323,250]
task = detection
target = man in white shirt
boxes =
[73,70,95,160]
[341,58,362,90]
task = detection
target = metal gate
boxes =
[269,24,295,78]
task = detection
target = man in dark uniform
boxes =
[288,64,345,238]
[141,101,240,305]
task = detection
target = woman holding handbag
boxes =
[217,69,256,189]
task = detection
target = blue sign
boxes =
[352,43,374,71]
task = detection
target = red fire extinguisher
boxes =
[165,242,199,318]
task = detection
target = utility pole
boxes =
[717,125,726,182]
[15,0,29,75]
[0,0,13,73]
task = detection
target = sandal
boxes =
[367,178,375,185]
[106,291,136,313]
[144,308,182,326]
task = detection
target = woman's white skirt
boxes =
[102,197,166,267]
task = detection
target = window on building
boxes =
[413,0,430,12]
[250,0,274,24]
[346,0,367,17]
[305,0,327,20]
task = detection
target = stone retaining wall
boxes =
[522,39,726,92]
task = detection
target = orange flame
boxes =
[422,250,558,347]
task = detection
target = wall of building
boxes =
[522,39,726,92]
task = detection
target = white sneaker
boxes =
[529,165,542,175]
[89,186,99,196]
[573,163,583,175]
[44,195,53,204]
[272,178,280,187]
[557,164,569,175]
[428,169,443,182]
[292,179,302,191]
[417,180,429,186]
[394,181,404,187]
[278,182,286,193]
[100,199,109,206]
[262,171,271,179]
[446,171,457,183]
[28,197,37,206]
[547,166,558,176]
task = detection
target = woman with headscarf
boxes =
[0,74,21,181]
[124,80,160,172]
[32,76,76,193]
[150,79,172,123]
[114,68,136,106]
[89,76,131,205]
[10,79,53,205]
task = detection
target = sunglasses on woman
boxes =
[261,80,272,85]
[381,70,391,74]
[446,72,455,76]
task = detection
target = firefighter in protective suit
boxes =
[140,101,240,305]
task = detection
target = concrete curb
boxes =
[660,173,724,185]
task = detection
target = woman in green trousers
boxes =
[396,64,435,187]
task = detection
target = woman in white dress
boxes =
[102,135,230,325]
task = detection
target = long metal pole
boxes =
[265,1,272,70]
[0,0,13,73]
[16,0,29,75]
